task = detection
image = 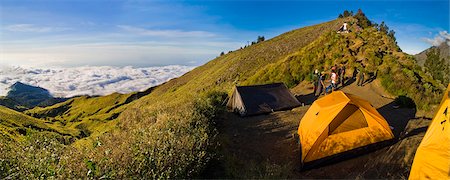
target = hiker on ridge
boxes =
[338,22,349,33]
[357,64,365,86]
[313,69,319,95]
[352,66,358,80]
[339,64,346,87]
[343,22,348,32]
[315,71,326,97]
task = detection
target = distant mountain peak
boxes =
[415,40,450,67]
[2,81,67,110]
[11,81,46,90]
[8,81,52,99]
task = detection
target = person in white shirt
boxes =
[325,68,338,93]
[343,22,348,31]
[331,70,337,89]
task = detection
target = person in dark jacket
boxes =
[313,69,319,95]
[315,71,326,97]
[339,64,346,87]
[357,64,365,86]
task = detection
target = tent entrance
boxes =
[329,104,368,135]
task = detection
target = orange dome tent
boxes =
[409,84,450,180]
[298,91,394,164]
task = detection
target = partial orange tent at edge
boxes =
[409,84,450,180]
[298,91,394,164]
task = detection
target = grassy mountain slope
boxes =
[0,106,76,140]
[123,18,349,113]
[23,87,153,143]
[245,17,443,110]
[0,96,28,112]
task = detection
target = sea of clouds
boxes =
[0,65,195,97]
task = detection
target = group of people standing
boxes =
[313,62,372,97]
[313,64,346,97]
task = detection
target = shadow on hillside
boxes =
[296,93,317,105]
[377,101,417,138]
[362,72,377,86]
[342,77,356,87]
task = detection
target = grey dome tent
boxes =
[227,83,301,116]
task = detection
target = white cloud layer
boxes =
[0,65,194,97]
[423,31,450,46]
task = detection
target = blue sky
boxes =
[0,0,449,67]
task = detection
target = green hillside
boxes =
[244,17,443,110]
[0,96,27,112]
[23,87,153,143]
[0,106,76,140]
[0,86,152,145]
[122,18,349,112]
